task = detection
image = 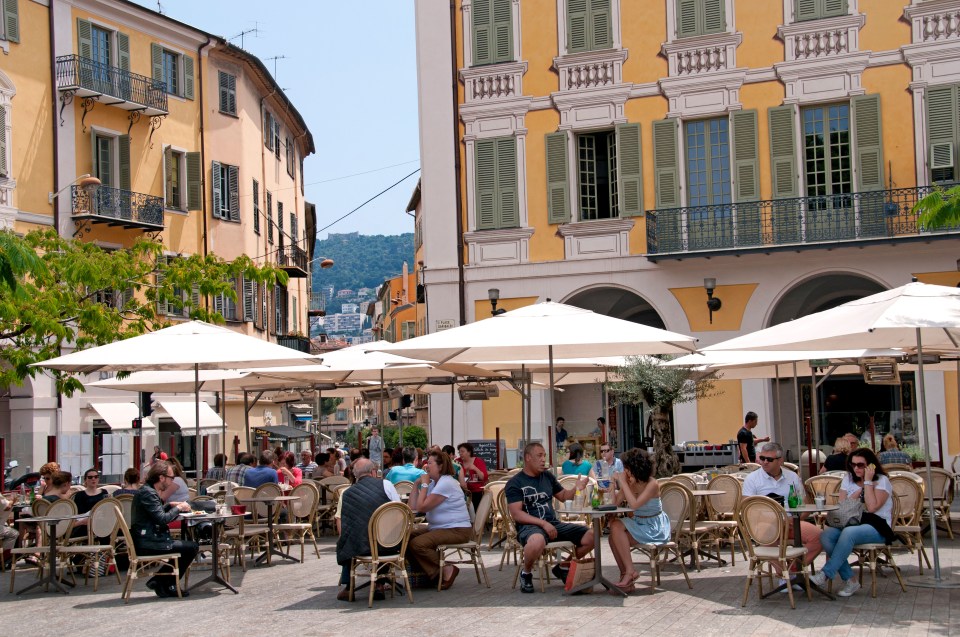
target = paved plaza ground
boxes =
[2,518,958,637]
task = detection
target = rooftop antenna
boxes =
[228,25,260,50]
[156,1,163,13]
[264,55,287,80]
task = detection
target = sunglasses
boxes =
[600,448,611,453]
[758,455,781,463]
[85,474,99,479]
[850,461,868,468]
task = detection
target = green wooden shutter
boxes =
[822,0,847,18]
[211,161,222,219]
[252,179,261,234]
[475,139,497,229]
[266,192,273,243]
[703,0,725,34]
[568,0,589,53]
[768,105,798,198]
[496,137,519,228]
[213,292,224,317]
[164,146,174,204]
[927,86,957,179]
[676,0,699,38]
[796,0,819,21]
[652,119,680,208]
[151,43,162,82]
[591,0,613,50]
[155,256,167,315]
[3,0,19,43]
[190,284,200,317]
[118,134,130,191]
[77,19,92,59]
[545,132,570,224]
[242,278,255,322]
[0,105,6,178]
[117,32,130,71]
[852,94,884,191]
[185,151,201,211]
[492,0,513,63]
[473,0,491,65]
[616,123,644,217]
[183,54,194,100]
[228,164,240,222]
[732,110,760,202]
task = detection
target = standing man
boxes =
[367,426,384,471]
[737,411,770,463]
[506,443,593,593]
[555,417,568,448]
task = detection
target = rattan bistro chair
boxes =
[273,482,322,562]
[58,497,122,591]
[348,501,415,607]
[890,474,931,573]
[115,504,183,602]
[738,495,811,610]
[498,489,575,592]
[630,482,693,593]
[437,490,493,591]
[705,474,746,564]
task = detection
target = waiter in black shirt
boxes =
[737,411,769,463]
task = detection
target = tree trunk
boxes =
[651,404,680,477]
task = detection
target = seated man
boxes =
[296,449,318,478]
[385,446,426,485]
[742,442,822,590]
[226,452,254,485]
[0,491,17,568]
[242,450,280,488]
[335,458,396,601]
[505,442,593,593]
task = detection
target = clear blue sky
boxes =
[132,0,420,240]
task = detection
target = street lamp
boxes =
[704,278,722,324]
[488,288,507,316]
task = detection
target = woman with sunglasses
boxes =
[809,447,894,597]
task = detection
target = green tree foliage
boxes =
[607,356,718,477]
[312,232,414,294]
[342,424,428,452]
[0,229,287,396]
[914,184,960,229]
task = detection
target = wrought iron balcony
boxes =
[277,334,311,353]
[71,184,164,230]
[307,292,327,317]
[645,185,960,258]
[56,55,168,116]
[277,245,309,278]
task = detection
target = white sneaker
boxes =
[809,571,828,588]
[778,577,804,592]
[838,578,861,597]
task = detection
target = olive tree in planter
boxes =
[607,356,719,478]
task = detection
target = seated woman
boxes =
[117,467,141,495]
[70,468,108,538]
[606,448,670,593]
[561,443,592,477]
[408,450,472,590]
[37,462,61,499]
[43,471,73,501]
[819,437,851,474]
[277,451,303,487]
[809,448,895,598]
[158,458,190,531]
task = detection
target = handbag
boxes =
[826,496,864,529]
[564,558,595,592]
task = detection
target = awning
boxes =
[89,402,156,431]
[253,425,312,442]
[158,400,223,436]
[292,414,313,422]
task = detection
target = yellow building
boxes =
[0,0,315,477]
[414,0,960,464]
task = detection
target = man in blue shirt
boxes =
[385,447,425,484]
[243,450,280,488]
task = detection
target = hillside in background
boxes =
[311,232,415,294]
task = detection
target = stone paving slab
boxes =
[1,531,957,636]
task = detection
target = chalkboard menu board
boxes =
[467,439,506,470]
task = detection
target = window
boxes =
[211,160,239,222]
[165,147,185,210]
[401,321,416,341]
[289,211,298,245]
[567,0,613,53]
[685,118,732,209]
[273,284,288,336]
[472,0,513,65]
[213,279,239,322]
[266,191,274,244]
[802,103,852,200]
[292,295,298,334]
[253,179,261,234]
[277,201,285,252]
[577,131,619,220]
[242,277,256,322]
[156,256,199,318]
[218,71,236,115]
[0,104,7,178]
[1,0,19,43]
[151,44,194,99]
[286,137,294,177]
[273,120,281,160]
[91,132,131,194]
[92,287,132,311]
[795,0,847,22]
[927,84,959,184]
[676,0,725,38]
[474,136,518,230]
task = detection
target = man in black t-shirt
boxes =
[737,411,769,463]
[505,443,592,593]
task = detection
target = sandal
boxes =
[23,555,41,567]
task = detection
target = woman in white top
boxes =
[809,447,893,598]
[407,450,472,590]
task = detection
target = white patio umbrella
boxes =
[33,321,323,478]
[370,301,697,463]
[699,282,960,588]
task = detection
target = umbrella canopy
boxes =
[664,348,908,380]
[369,302,697,363]
[33,320,322,373]
[701,282,960,353]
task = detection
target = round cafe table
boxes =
[180,512,241,594]
[561,506,634,596]
[15,514,85,595]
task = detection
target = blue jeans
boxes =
[819,524,883,580]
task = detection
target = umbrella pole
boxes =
[774,365,781,456]
[604,369,610,448]
[794,363,811,476]
[450,376,455,447]
[906,329,958,588]
[549,345,556,470]
[194,364,201,481]
[520,364,526,448]
[810,370,820,475]
[244,391,251,453]
[221,379,227,458]
[379,369,385,454]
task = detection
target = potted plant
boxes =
[900,444,943,469]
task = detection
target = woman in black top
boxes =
[70,468,108,538]
[820,437,851,473]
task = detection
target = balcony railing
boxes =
[72,184,164,229]
[646,185,959,257]
[277,334,311,353]
[277,245,309,277]
[307,292,327,317]
[56,55,168,116]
